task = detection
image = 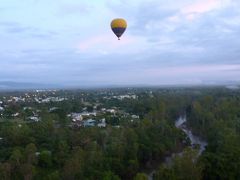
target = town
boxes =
[0,89,141,129]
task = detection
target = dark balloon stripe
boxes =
[112,27,126,38]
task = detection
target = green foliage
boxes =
[186,90,240,179]
[155,148,202,180]
[0,88,239,179]
[133,173,148,180]
[38,150,52,168]
[102,171,121,180]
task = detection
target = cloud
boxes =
[181,0,220,14]
[1,46,240,85]
[0,22,32,33]
[146,64,240,75]
[76,33,147,54]
[121,0,240,66]
[0,0,240,86]
[58,2,91,16]
[0,21,57,38]
[176,0,232,22]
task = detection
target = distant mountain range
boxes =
[0,81,239,91]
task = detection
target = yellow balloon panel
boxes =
[111,18,127,28]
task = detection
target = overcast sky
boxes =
[0,0,240,86]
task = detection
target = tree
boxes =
[102,171,121,180]
[133,173,148,180]
[62,147,85,180]
[0,162,11,180]
[38,150,52,168]
[25,143,37,165]
[20,163,35,180]
[155,148,202,180]
[9,148,24,179]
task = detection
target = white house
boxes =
[12,112,20,117]
[97,118,106,128]
[70,113,83,122]
[29,116,40,122]
[106,109,116,113]
[131,115,140,119]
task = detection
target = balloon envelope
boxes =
[111,18,127,40]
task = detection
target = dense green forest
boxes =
[186,89,240,179]
[0,87,239,179]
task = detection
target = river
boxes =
[175,116,208,156]
[148,116,208,180]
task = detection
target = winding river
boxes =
[175,116,208,156]
[148,116,208,180]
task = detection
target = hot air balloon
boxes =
[111,18,127,40]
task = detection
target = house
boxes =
[23,107,32,110]
[70,113,83,122]
[113,125,121,128]
[29,116,40,122]
[106,109,116,113]
[83,119,96,127]
[97,118,106,128]
[12,112,20,117]
[49,107,59,112]
[131,115,140,119]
